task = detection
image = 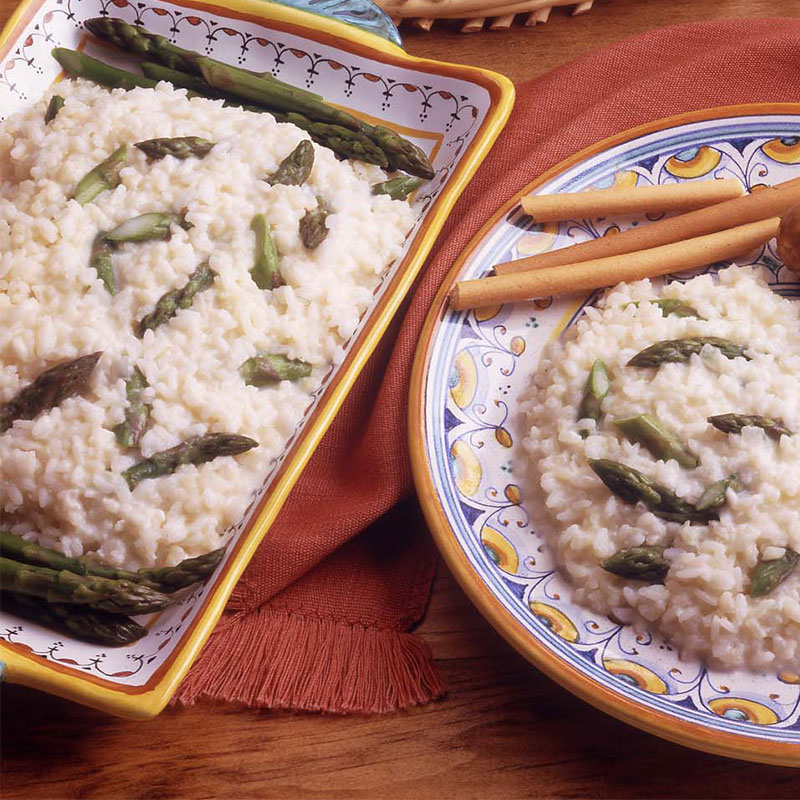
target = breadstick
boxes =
[451,217,779,311]
[519,178,744,224]
[495,177,800,276]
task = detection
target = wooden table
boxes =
[2,1,799,797]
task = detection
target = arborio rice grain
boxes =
[0,81,416,569]
[522,265,800,671]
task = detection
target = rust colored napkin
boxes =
[176,18,800,712]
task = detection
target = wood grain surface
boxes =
[2,0,800,797]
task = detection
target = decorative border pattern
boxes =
[424,117,800,746]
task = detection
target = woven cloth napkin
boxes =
[175,18,800,712]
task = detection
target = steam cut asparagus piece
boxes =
[113,367,152,448]
[249,215,283,290]
[578,359,610,423]
[136,262,216,338]
[708,413,793,440]
[299,201,330,249]
[371,175,425,201]
[137,547,226,591]
[134,136,216,161]
[0,557,172,615]
[627,337,748,367]
[588,459,717,525]
[52,47,159,92]
[44,94,65,123]
[266,140,314,186]
[72,144,130,206]
[2,592,148,646]
[601,546,670,584]
[750,548,799,598]
[614,413,699,469]
[0,352,102,434]
[90,233,116,294]
[240,354,313,386]
[105,211,191,244]
[696,474,741,512]
[625,299,703,319]
[122,433,258,489]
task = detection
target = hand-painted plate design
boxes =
[411,105,800,766]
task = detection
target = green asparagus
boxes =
[371,176,425,201]
[578,359,610,424]
[750,548,799,598]
[53,47,158,91]
[113,367,152,448]
[136,262,216,338]
[250,214,283,290]
[44,94,64,124]
[588,459,717,524]
[708,413,792,440]
[266,140,314,186]
[361,123,434,180]
[624,298,703,319]
[2,592,148,646]
[90,233,116,294]
[72,144,130,206]
[240,353,313,386]
[0,352,102,434]
[299,201,330,249]
[0,557,172,615]
[140,60,225,96]
[137,547,226,592]
[695,474,741,512]
[614,413,699,469]
[601,545,670,583]
[627,337,748,367]
[122,433,258,489]
[105,211,191,244]
[135,136,216,161]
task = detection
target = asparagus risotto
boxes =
[522,266,800,671]
[0,80,416,570]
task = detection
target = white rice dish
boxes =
[0,81,415,569]
[522,266,800,671]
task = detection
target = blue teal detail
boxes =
[0,661,5,682]
[269,0,403,47]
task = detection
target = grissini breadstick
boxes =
[495,177,800,276]
[450,217,779,311]
[519,178,744,223]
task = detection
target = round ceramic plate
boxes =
[409,104,800,766]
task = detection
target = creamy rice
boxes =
[522,266,800,671]
[0,81,415,569]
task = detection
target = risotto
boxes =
[0,80,415,570]
[522,265,800,671]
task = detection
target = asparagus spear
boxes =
[249,215,283,290]
[696,474,741,512]
[136,262,216,338]
[2,592,148,646]
[52,47,158,91]
[44,95,65,124]
[89,233,116,294]
[588,459,717,524]
[299,201,330,249]
[362,124,435,180]
[601,545,670,583]
[72,144,130,206]
[627,337,748,367]
[135,136,216,161]
[750,548,799,598]
[614,413,699,469]
[0,352,102,434]
[141,60,225,96]
[371,176,425,201]
[105,211,191,244]
[266,140,314,186]
[624,299,703,319]
[708,413,792,440]
[122,433,258,489]
[0,557,172,615]
[113,367,152,448]
[240,353,313,386]
[578,359,610,424]
[137,547,225,591]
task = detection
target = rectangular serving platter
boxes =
[0,0,514,717]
